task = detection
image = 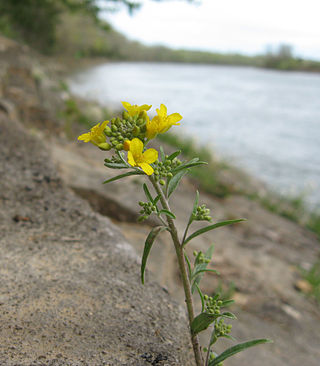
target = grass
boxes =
[301,260,320,304]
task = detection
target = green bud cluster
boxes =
[104,155,123,164]
[104,113,148,151]
[153,157,182,181]
[214,318,232,338]
[193,204,212,222]
[203,295,222,315]
[138,201,157,222]
[193,251,210,264]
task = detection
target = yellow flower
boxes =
[146,104,182,139]
[127,138,158,175]
[78,120,109,147]
[122,101,152,117]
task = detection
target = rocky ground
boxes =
[1,35,320,365]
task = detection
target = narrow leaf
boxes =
[191,244,215,293]
[192,190,200,217]
[143,183,153,203]
[191,313,217,335]
[208,339,273,366]
[141,226,167,284]
[173,160,207,172]
[187,190,199,226]
[104,162,128,169]
[184,252,192,277]
[159,146,165,162]
[159,209,176,219]
[221,300,235,308]
[167,169,188,197]
[168,150,181,160]
[117,150,130,166]
[184,219,246,245]
[153,194,160,205]
[103,170,143,184]
[221,311,237,320]
[194,283,205,313]
[192,268,219,279]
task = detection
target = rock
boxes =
[294,279,313,294]
[0,114,194,365]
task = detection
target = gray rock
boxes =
[0,115,194,365]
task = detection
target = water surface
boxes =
[69,62,320,208]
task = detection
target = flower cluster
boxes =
[214,318,232,338]
[193,204,212,222]
[78,101,182,176]
[153,156,182,181]
[193,251,210,264]
[204,294,222,315]
[138,201,157,222]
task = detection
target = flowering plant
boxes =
[78,102,271,366]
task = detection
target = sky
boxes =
[101,0,320,60]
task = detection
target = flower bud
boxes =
[115,143,124,150]
[123,140,130,151]
[98,143,111,151]
[104,126,112,136]
[123,111,130,120]
[159,179,166,186]
[132,126,140,136]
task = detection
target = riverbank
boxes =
[1,34,320,365]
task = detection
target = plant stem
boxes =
[149,176,204,366]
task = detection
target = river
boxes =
[68,62,320,209]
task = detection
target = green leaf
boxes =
[159,209,176,219]
[194,283,205,313]
[159,146,165,162]
[153,194,160,205]
[168,150,181,160]
[191,268,219,279]
[191,312,217,335]
[117,150,130,166]
[184,252,192,278]
[221,299,235,308]
[187,190,199,226]
[141,226,167,284]
[208,339,273,366]
[103,170,143,184]
[143,183,153,203]
[221,311,237,320]
[184,219,246,245]
[104,162,129,169]
[167,169,188,197]
[191,244,215,293]
[173,158,207,172]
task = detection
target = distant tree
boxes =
[277,44,293,59]
[0,0,197,53]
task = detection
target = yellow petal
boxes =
[78,132,91,142]
[168,113,183,124]
[146,118,159,139]
[139,162,154,175]
[127,151,136,167]
[142,148,158,164]
[101,120,109,129]
[129,138,143,157]
[139,104,152,112]
[121,101,131,110]
[157,104,167,118]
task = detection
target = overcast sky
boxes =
[101,0,320,60]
